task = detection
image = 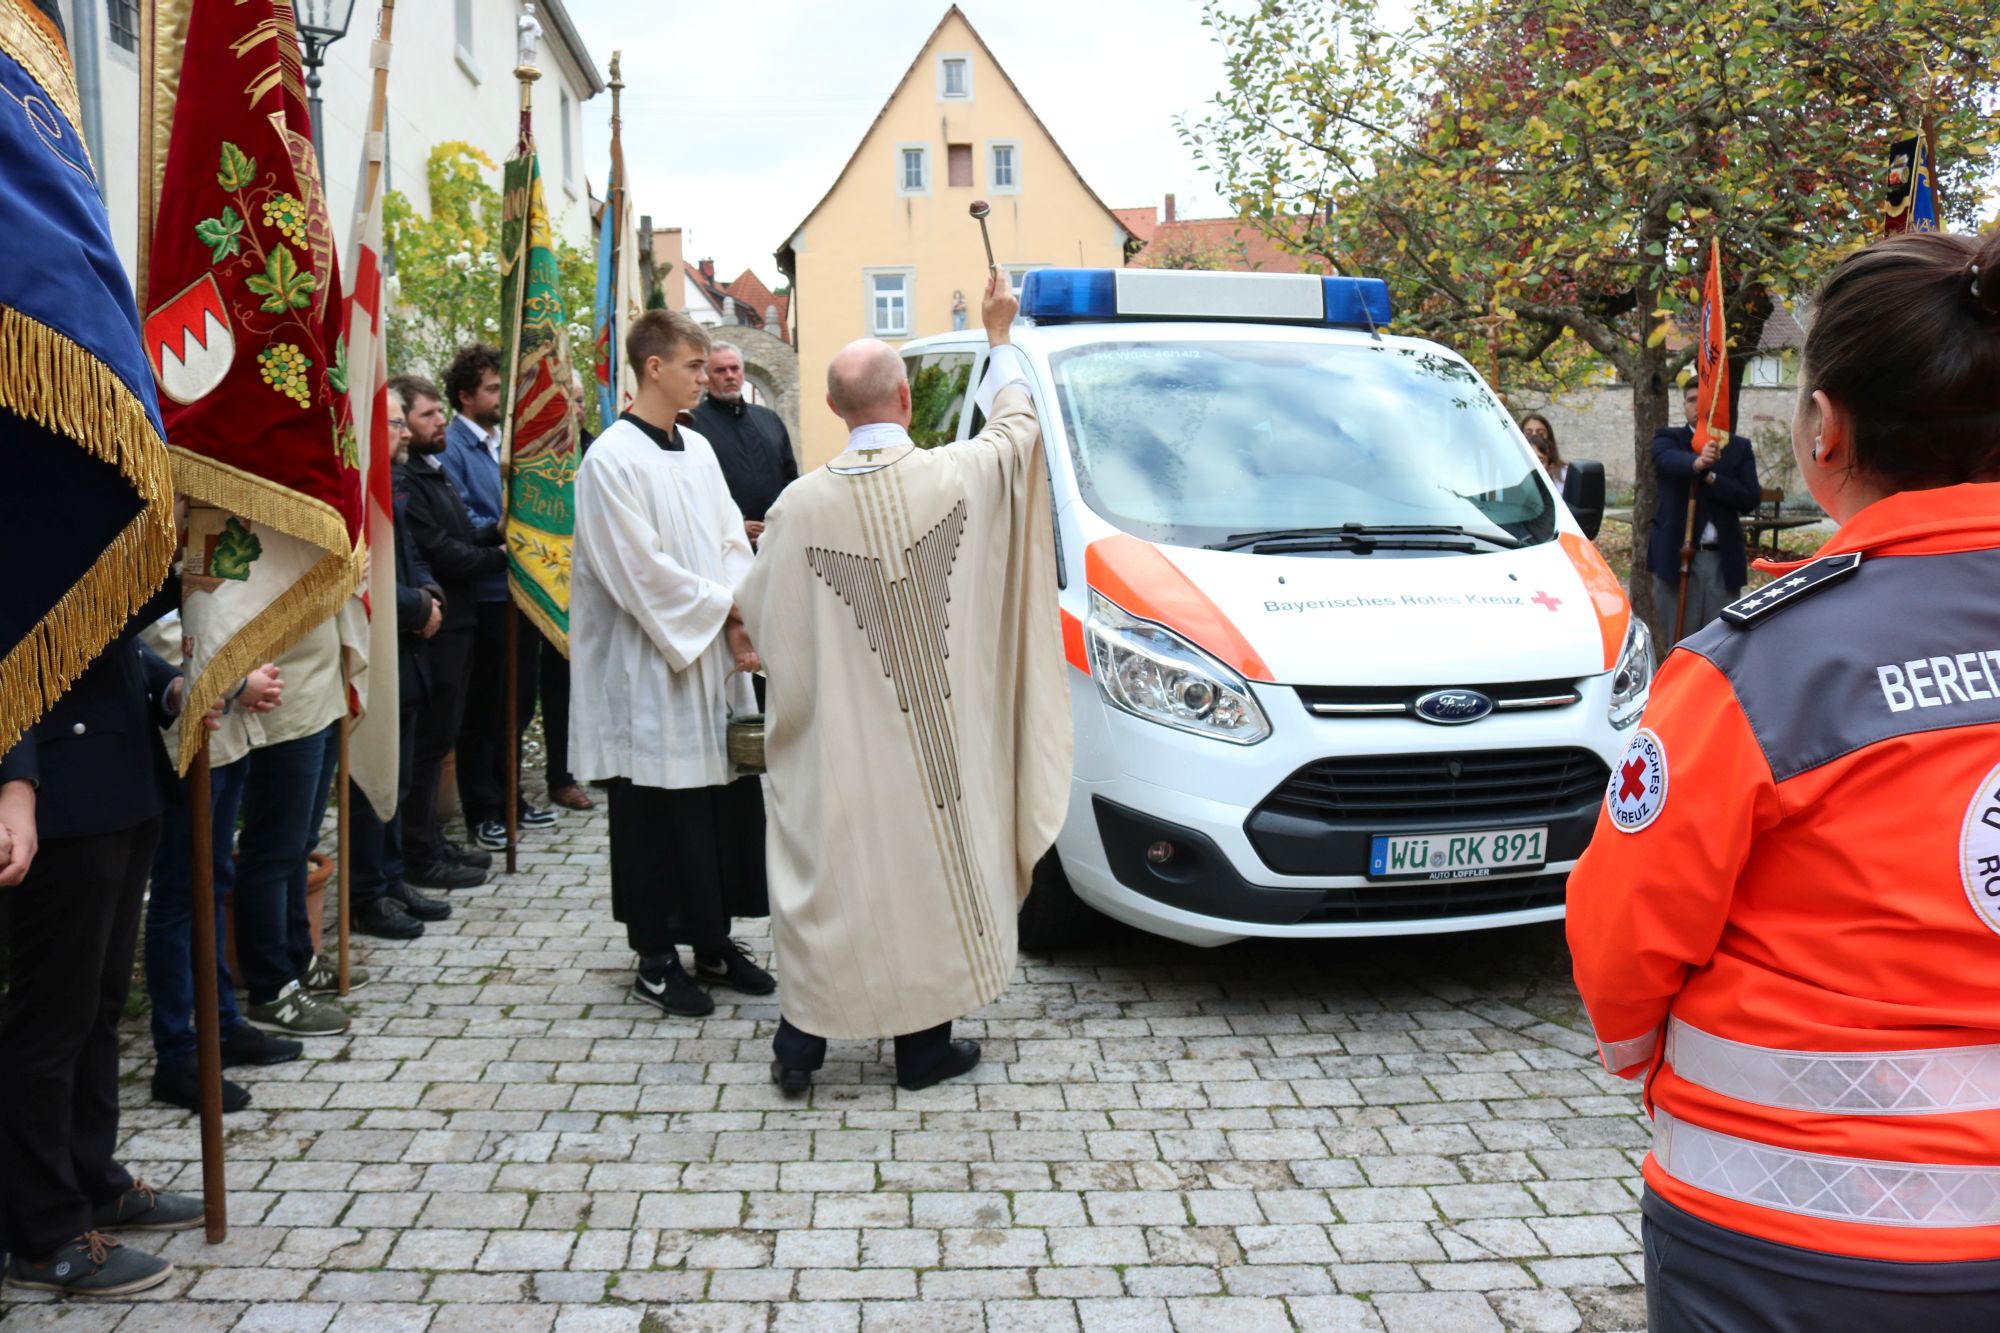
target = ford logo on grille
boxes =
[1413,689,1495,725]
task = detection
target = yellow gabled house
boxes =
[776,6,1131,468]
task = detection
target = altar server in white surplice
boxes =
[736,272,1072,1095]
[571,309,774,1020]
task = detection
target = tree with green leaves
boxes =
[1186,0,2000,618]
[385,142,600,430]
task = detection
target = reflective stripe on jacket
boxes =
[1568,481,2000,1262]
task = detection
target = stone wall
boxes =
[1519,385,1808,504]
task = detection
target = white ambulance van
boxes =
[896,268,1650,949]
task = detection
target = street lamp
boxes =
[293,0,360,168]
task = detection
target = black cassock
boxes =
[606,777,769,955]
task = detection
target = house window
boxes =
[560,89,574,187]
[947,144,972,188]
[1005,264,1048,300]
[869,271,911,337]
[454,0,480,81]
[940,56,970,99]
[897,145,929,195]
[988,141,1020,193]
[107,0,138,52]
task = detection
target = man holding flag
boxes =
[1646,242,1761,643]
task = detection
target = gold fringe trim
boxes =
[510,583,568,660]
[0,1,88,162]
[170,446,354,559]
[172,542,363,773]
[0,308,175,756]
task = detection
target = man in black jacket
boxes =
[348,386,454,936]
[393,374,504,890]
[1647,381,1762,642]
[689,342,797,546]
[0,591,207,1296]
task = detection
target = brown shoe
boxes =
[548,783,594,811]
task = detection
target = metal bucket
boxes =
[727,713,766,773]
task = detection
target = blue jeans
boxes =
[144,757,250,1064]
[235,723,339,1004]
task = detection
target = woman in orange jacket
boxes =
[1568,227,2000,1330]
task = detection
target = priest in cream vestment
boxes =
[571,310,773,1021]
[736,274,1072,1093]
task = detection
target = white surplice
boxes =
[570,417,755,790]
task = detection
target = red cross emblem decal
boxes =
[1532,590,1563,611]
[1618,757,1649,803]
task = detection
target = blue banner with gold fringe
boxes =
[0,0,175,755]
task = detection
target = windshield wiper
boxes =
[1205,523,1518,553]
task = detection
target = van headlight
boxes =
[1084,592,1271,744]
[1607,617,1653,729]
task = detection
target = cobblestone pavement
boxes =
[2,799,1649,1332]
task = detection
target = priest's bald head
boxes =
[826,338,912,431]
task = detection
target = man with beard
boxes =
[392,373,499,891]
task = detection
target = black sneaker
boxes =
[472,819,509,851]
[695,940,777,996]
[771,1062,812,1097]
[92,1180,204,1232]
[9,1233,172,1296]
[407,858,486,890]
[444,840,493,870]
[150,1061,249,1113]
[518,803,558,828]
[389,879,452,921]
[221,1024,304,1068]
[899,1040,983,1092]
[631,954,713,1017]
[355,896,426,939]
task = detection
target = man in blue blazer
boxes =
[437,344,552,851]
[1647,381,1762,642]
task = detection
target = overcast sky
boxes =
[560,0,1235,288]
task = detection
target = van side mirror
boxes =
[1567,459,1606,541]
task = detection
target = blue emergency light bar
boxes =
[1020,267,1392,329]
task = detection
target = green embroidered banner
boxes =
[498,138,578,655]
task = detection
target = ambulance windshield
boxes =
[1049,339,1557,553]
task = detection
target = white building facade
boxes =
[59,0,603,285]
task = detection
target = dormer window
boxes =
[938,55,971,100]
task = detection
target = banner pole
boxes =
[337,710,351,993]
[505,604,519,874]
[187,737,228,1242]
[498,58,537,876]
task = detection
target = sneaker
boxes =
[518,803,558,828]
[92,1181,204,1232]
[548,783,594,810]
[631,954,713,1017]
[408,857,485,890]
[8,1232,172,1296]
[444,840,493,870]
[472,819,509,850]
[304,952,369,994]
[899,1040,983,1092]
[247,980,351,1036]
[354,896,425,940]
[695,940,777,996]
[150,1061,249,1114]
[389,879,452,922]
[220,1024,303,1068]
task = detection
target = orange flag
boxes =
[1692,238,1729,450]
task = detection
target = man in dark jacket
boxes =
[1647,381,1761,642]
[0,590,207,1296]
[689,341,797,545]
[347,386,454,936]
[393,374,505,890]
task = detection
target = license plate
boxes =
[1368,826,1547,880]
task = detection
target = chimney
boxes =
[1164,193,1177,223]
[698,257,716,282]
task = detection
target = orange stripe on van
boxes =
[1559,532,1631,671]
[1061,609,1089,673]
[1084,534,1275,683]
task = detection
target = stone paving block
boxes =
[1166,1296,1294,1333]
[1372,1291,1507,1332]
[1285,1295,1387,1331]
